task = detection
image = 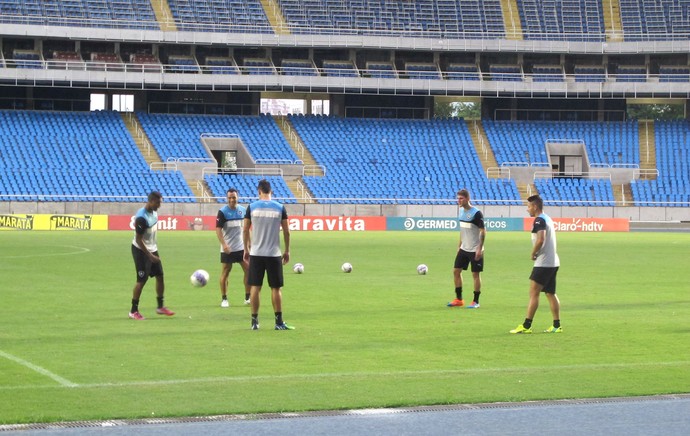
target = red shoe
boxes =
[447,299,465,307]
[128,311,145,320]
[156,307,175,316]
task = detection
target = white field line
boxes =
[0,245,90,259]
[0,350,78,387]
[1,360,688,391]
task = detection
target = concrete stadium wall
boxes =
[1,202,688,223]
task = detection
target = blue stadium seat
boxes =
[288,115,520,205]
[0,110,194,202]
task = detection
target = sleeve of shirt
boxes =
[473,210,485,229]
[281,206,288,220]
[532,217,546,233]
[245,205,252,221]
[216,209,226,228]
[134,217,148,235]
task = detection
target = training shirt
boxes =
[532,212,560,267]
[132,207,158,252]
[245,199,288,257]
[458,206,485,252]
[216,205,246,252]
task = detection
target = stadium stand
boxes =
[276,0,505,38]
[613,65,648,82]
[405,62,442,80]
[289,114,520,204]
[631,120,690,206]
[167,0,272,32]
[365,61,397,78]
[0,0,158,29]
[204,57,240,75]
[531,65,564,82]
[535,177,616,206]
[167,55,201,74]
[483,120,640,167]
[86,52,125,72]
[47,51,85,71]
[136,113,296,164]
[489,64,523,81]
[205,174,297,204]
[281,59,319,76]
[128,53,163,73]
[574,65,607,82]
[516,0,605,41]
[620,0,690,41]
[446,63,481,80]
[0,110,194,202]
[659,65,690,82]
[12,49,43,69]
[321,60,359,77]
[243,58,277,75]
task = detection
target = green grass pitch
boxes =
[1,230,689,424]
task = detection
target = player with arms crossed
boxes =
[242,179,293,331]
[129,191,175,320]
[216,188,250,307]
[510,195,562,334]
[448,188,486,309]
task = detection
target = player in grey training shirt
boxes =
[215,188,249,307]
[510,195,562,334]
[448,189,486,309]
[242,179,293,331]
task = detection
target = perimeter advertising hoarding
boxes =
[525,217,630,232]
[108,215,387,231]
[0,214,108,231]
[3,215,629,232]
[387,217,524,232]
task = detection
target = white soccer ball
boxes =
[293,263,304,274]
[417,264,428,275]
[341,262,353,273]
[190,269,210,287]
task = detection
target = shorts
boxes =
[247,255,284,289]
[132,245,163,284]
[454,249,484,273]
[530,266,559,294]
[221,250,244,264]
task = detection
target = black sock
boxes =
[245,293,250,300]
[131,299,139,313]
[523,318,533,329]
[553,319,561,328]
[455,287,463,300]
[156,296,164,309]
[251,314,258,325]
[222,295,228,301]
[473,291,481,304]
[275,312,283,325]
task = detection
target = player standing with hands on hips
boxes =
[448,189,486,309]
[216,188,250,307]
[243,179,293,330]
[128,191,175,320]
[510,195,562,334]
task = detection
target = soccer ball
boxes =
[341,262,353,273]
[293,263,304,274]
[417,264,428,275]
[190,269,210,287]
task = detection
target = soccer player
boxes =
[242,179,293,330]
[510,195,562,334]
[129,191,175,320]
[215,188,250,307]
[448,188,486,309]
